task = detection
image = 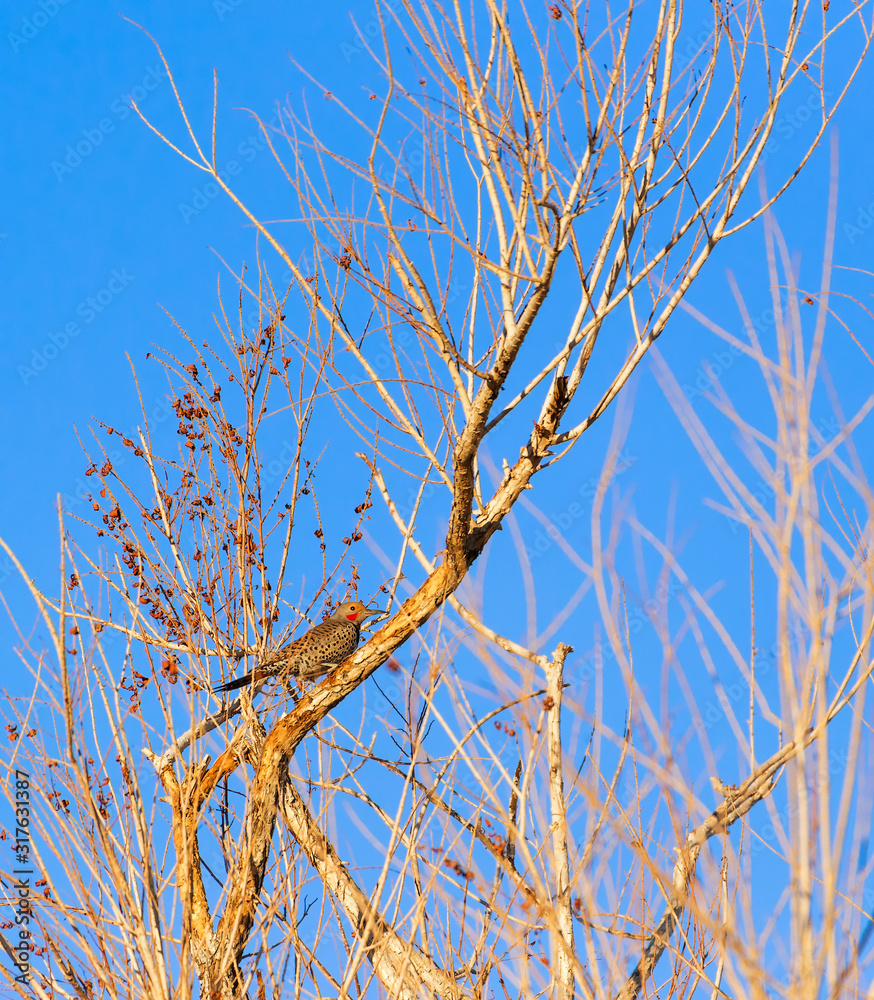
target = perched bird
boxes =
[216,601,385,693]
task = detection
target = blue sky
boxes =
[1,0,873,764]
[2,1,377,618]
[1,0,872,750]
[2,0,874,985]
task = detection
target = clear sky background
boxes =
[2,0,874,979]
[2,0,873,747]
[1,0,870,630]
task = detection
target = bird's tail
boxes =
[214,668,271,693]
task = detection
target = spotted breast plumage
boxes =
[216,601,384,693]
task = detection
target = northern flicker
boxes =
[216,601,384,693]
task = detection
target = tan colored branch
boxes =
[210,716,293,994]
[280,780,470,1000]
[614,726,819,1000]
[547,644,576,1000]
[145,730,248,992]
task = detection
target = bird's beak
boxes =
[365,608,386,620]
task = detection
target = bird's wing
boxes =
[259,619,332,669]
